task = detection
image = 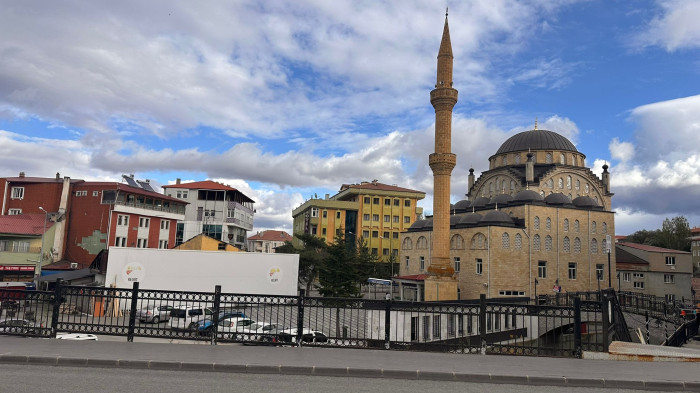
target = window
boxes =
[501,233,510,249]
[160,220,169,230]
[422,316,430,340]
[494,313,501,330]
[416,236,428,249]
[204,209,215,217]
[158,240,168,249]
[402,237,412,250]
[420,256,425,270]
[560,153,565,164]
[11,187,25,199]
[602,238,608,254]
[364,197,370,204]
[384,215,390,222]
[382,248,389,256]
[373,198,379,205]
[602,222,608,234]
[322,211,327,218]
[665,294,676,303]
[75,190,87,196]
[591,238,598,254]
[563,219,569,232]
[137,238,148,248]
[575,179,580,190]
[535,261,546,279]
[545,218,551,231]
[322,228,327,236]
[664,274,674,284]
[633,273,644,278]
[433,316,441,339]
[372,214,379,221]
[545,235,552,251]
[394,199,400,206]
[566,176,572,189]
[336,212,341,219]
[92,191,99,197]
[405,256,410,268]
[447,314,456,337]
[139,217,150,228]
[591,221,597,234]
[114,236,127,247]
[393,215,399,223]
[634,281,645,289]
[363,214,370,221]
[476,258,483,275]
[393,232,399,239]
[514,233,522,249]
[623,272,630,282]
[450,234,465,249]
[8,209,21,215]
[666,256,676,266]
[574,237,581,253]
[558,178,563,189]
[362,230,369,238]
[311,207,319,217]
[117,215,128,226]
[372,231,378,238]
[404,200,411,207]
[454,257,460,272]
[568,263,577,280]
[404,216,410,224]
[467,316,473,334]
[371,248,378,255]
[596,264,604,281]
[384,198,391,206]
[382,231,389,239]
[545,153,552,164]
[574,220,580,233]
[533,234,541,251]
[471,233,487,249]
[563,237,570,253]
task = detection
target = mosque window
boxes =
[515,233,522,250]
[573,156,578,166]
[560,153,565,164]
[574,220,580,233]
[402,237,413,250]
[514,155,521,164]
[546,153,553,164]
[534,216,540,230]
[563,219,569,232]
[563,237,570,253]
[574,237,581,253]
[575,179,580,190]
[558,178,563,189]
[489,182,494,193]
[546,218,552,231]
[450,234,465,250]
[471,233,487,249]
[510,180,515,190]
[591,238,598,254]
[585,184,589,193]
[502,233,510,249]
[545,235,553,251]
[502,156,507,165]
[533,234,541,251]
[602,222,607,234]
[416,236,428,249]
[567,176,572,189]
[591,221,597,234]
[547,179,553,189]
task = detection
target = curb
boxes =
[1,354,699,391]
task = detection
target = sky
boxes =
[2,0,700,236]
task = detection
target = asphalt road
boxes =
[0,364,649,393]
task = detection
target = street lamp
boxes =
[37,207,49,284]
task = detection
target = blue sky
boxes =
[2,0,700,235]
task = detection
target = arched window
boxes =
[602,222,608,234]
[515,233,522,250]
[547,179,554,189]
[574,237,581,253]
[584,183,589,193]
[450,234,465,250]
[575,179,580,190]
[546,153,553,163]
[510,180,515,190]
[558,178,563,189]
[574,220,580,233]
[533,234,541,251]
[591,238,598,254]
[545,235,553,251]
[602,238,608,253]
[489,181,494,193]
[401,237,412,250]
[563,219,569,232]
[502,156,507,165]
[560,153,565,164]
[502,233,510,249]
[534,216,540,230]
[546,218,552,231]
[416,236,428,249]
[540,191,545,197]
[563,237,570,253]
[591,221,597,234]
[567,176,572,189]
[573,156,578,166]
[514,155,521,164]
[471,233,487,249]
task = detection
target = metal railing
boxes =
[662,314,699,347]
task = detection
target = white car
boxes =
[277,328,328,344]
[168,306,214,331]
[56,333,98,341]
[216,317,255,339]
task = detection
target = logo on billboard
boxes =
[268,267,282,284]
[122,262,146,283]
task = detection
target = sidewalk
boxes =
[1,336,699,391]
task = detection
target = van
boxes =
[168,306,214,331]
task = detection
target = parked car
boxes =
[277,328,328,344]
[0,318,40,334]
[195,310,248,335]
[214,317,256,339]
[136,304,174,324]
[168,306,214,331]
[56,333,98,341]
[241,322,289,344]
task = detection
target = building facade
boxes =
[291,180,425,262]
[690,227,700,277]
[616,242,693,302]
[162,180,255,250]
[400,128,616,300]
[247,230,293,253]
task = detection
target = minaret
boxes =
[425,11,459,301]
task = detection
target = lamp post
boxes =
[534,278,538,304]
[37,207,48,284]
[606,234,612,288]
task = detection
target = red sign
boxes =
[0,265,35,272]
[552,285,561,293]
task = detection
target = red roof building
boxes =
[247,230,292,253]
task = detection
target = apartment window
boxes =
[665,256,676,266]
[92,191,99,197]
[568,262,577,280]
[362,230,369,238]
[75,190,87,196]
[115,237,126,247]
[311,207,319,217]
[371,248,378,255]
[11,187,24,199]
[8,209,21,215]
[139,217,150,228]
[382,248,389,256]
[322,228,327,236]
[405,256,410,268]
[433,316,441,339]
[404,216,410,224]
[373,198,379,205]
[336,212,341,219]
[204,209,215,217]
[363,214,370,221]
[158,240,168,249]
[363,197,370,204]
[665,294,676,303]
[160,220,169,230]
[420,256,425,270]
[476,258,483,275]
[137,238,148,248]
[422,316,430,340]
[404,200,411,207]
[372,231,378,238]
[393,232,399,239]
[394,199,400,206]
[596,264,604,281]
[538,261,547,278]
[454,257,460,272]
[118,215,129,226]
[623,272,631,282]
[384,215,390,222]
[384,198,391,206]
[372,214,379,221]
[633,273,644,278]
[393,215,399,223]
[383,231,389,238]
[322,211,327,218]
[664,274,674,284]
[633,281,644,289]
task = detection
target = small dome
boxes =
[458,212,482,225]
[472,196,491,208]
[480,210,514,226]
[450,215,461,226]
[454,199,471,210]
[572,196,599,208]
[495,129,578,155]
[514,189,544,202]
[544,192,572,205]
[490,194,514,205]
[409,219,428,230]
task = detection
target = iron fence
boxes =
[1,282,640,358]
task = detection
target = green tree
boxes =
[318,234,362,298]
[659,216,691,251]
[294,233,328,295]
[624,229,661,246]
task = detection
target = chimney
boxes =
[145,179,150,183]
[176,178,181,185]
[525,152,534,183]
[56,172,60,180]
[19,172,25,178]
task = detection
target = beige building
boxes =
[400,127,616,300]
[247,230,293,253]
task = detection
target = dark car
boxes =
[196,310,247,335]
[277,328,328,344]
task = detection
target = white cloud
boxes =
[609,138,635,162]
[631,0,700,51]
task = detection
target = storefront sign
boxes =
[0,265,35,272]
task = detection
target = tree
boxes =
[624,229,661,246]
[294,233,328,295]
[317,234,362,298]
[659,216,691,251]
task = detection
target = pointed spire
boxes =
[439,13,453,59]
[534,117,538,130]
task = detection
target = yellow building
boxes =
[173,233,241,252]
[291,180,425,263]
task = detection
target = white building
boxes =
[247,230,293,253]
[162,180,254,249]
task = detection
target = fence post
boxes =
[384,294,391,350]
[479,294,486,354]
[601,296,610,351]
[573,297,582,358]
[645,311,650,344]
[211,285,221,346]
[127,282,139,343]
[50,279,63,338]
[296,289,305,347]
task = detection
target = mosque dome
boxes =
[480,210,514,226]
[544,192,573,205]
[471,196,491,208]
[454,199,471,210]
[458,212,482,225]
[490,194,514,205]
[572,196,599,208]
[495,129,578,155]
[514,189,544,202]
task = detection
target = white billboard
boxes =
[105,248,299,296]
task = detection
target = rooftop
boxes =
[248,230,293,242]
[0,214,54,236]
[617,242,691,254]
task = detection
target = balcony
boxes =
[113,200,186,218]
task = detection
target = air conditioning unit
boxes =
[70,263,78,269]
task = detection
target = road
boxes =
[0,364,648,393]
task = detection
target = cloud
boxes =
[609,138,635,162]
[631,0,700,51]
